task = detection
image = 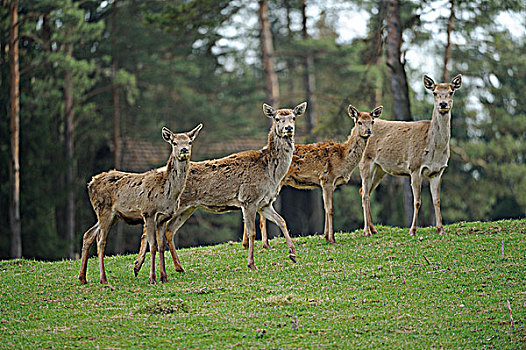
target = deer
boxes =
[78,124,202,285]
[360,74,462,236]
[133,102,307,276]
[248,104,383,247]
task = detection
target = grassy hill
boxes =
[1,219,525,349]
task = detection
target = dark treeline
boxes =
[1,0,525,260]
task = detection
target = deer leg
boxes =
[78,223,99,284]
[260,215,270,249]
[134,226,148,277]
[156,219,168,283]
[143,216,157,285]
[321,182,336,243]
[96,212,116,284]
[368,168,386,235]
[164,209,194,273]
[242,223,249,249]
[242,206,258,270]
[430,174,445,235]
[259,205,296,263]
[409,173,422,236]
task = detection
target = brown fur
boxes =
[360,74,462,236]
[133,102,307,275]
[78,124,202,285]
[251,105,383,246]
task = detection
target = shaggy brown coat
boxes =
[133,102,307,275]
[78,124,202,284]
[251,105,382,246]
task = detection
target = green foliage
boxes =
[0,220,525,347]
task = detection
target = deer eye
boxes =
[189,141,192,145]
[292,117,296,121]
[358,121,363,125]
[371,120,375,125]
[275,117,280,122]
[448,92,453,96]
[433,92,438,96]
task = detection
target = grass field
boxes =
[1,219,525,349]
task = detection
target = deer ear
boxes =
[162,127,173,142]
[347,104,359,121]
[293,102,307,116]
[451,74,462,90]
[187,123,203,141]
[371,105,383,119]
[263,103,276,118]
[423,75,435,90]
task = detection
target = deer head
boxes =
[162,124,203,161]
[263,102,307,138]
[348,105,382,139]
[424,74,462,114]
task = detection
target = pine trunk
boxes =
[385,0,413,227]
[258,0,282,238]
[258,0,279,108]
[442,0,455,82]
[64,46,76,259]
[9,0,22,258]
[112,1,124,254]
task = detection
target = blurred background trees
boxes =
[1,0,524,259]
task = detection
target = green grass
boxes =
[1,219,525,349]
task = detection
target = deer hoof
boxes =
[133,266,140,277]
[409,228,417,236]
[78,275,87,284]
[371,227,378,235]
[175,266,185,273]
[262,242,270,249]
[363,229,372,236]
[242,241,249,249]
[289,254,297,263]
[160,275,168,283]
[437,227,445,235]
[149,277,157,285]
[100,278,108,285]
[248,262,258,270]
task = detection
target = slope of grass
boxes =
[1,219,525,349]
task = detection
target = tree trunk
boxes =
[442,0,455,82]
[112,0,124,254]
[301,0,316,140]
[258,0,282,238]
[64,46,76,259]
[385,0,413,227]
[258,0,279,108]
[9,0,22,258]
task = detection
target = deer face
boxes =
[424,74,462,114]
[162,124,203,161]
[263,102,307,138]
[348,105,382,139]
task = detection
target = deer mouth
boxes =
[177,154,190,161]
[439,108,450,114]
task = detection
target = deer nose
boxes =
[439,102,448,109]
[180,147,188,153]
[365,129,372,135]
[285,126,293,132]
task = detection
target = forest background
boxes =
[1,0,525,260]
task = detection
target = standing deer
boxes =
[133,102,306,275]
[78,124,202,284]
[360,74,462,236]
[251,105,382,246]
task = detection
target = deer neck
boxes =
[428,107,451,150]
[266,128,295,182]
[343,127,369,166]
[165,153,189,197]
